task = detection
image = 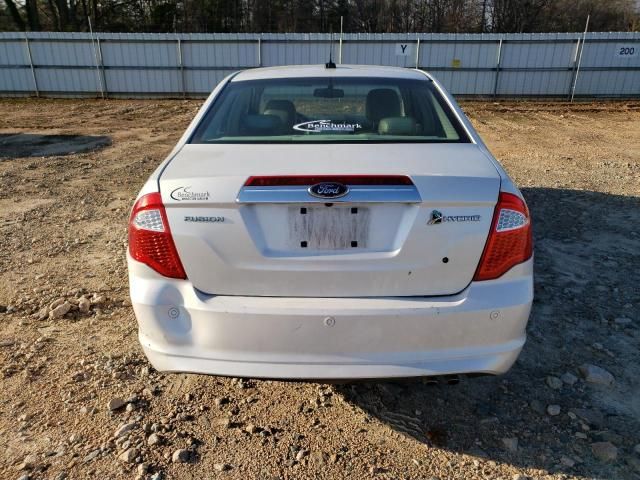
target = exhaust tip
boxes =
[445,376,460,385]
[422,375,461,386]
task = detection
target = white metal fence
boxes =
[0,32,638,98]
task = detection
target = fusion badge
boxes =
[184,216,224,223]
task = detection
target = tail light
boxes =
[128,192,186,279]
[474,192,532,281]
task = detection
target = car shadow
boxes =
[334,187,640,479]
[0,133,111,158]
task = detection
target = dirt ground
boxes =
[0,98,639,480]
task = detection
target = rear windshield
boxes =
[189,76,470,144]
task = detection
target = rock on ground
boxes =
[172,449,191,463]
[118,447,139,464]
[78,297,91,314]
[578,364,615,386]
[114,422,136,438]
[547,404,561,416]
[591,442,618,462]
[502,437,518,453]
[561,372,578,385]
[49,301,71,319]
[107,397,126,411]
[546,376,563,389]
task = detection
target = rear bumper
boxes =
[128,256,533,379]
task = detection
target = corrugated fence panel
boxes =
[183,41,258,67]
[419,40,499,95]
[36,67,99,92]
[184,70,230,94]
[0,38,29,64]
[0,68,33,92]
[498,70,573,96]
[99,39,180,93]
[342,41,417,67]
[101,40,178,67]
[0,32,638,98]
[421,41,498,68]
[29,39,95,65]
[498,38,576,96]
[181,40,257,93]
[23,38,101,93]
[104,69,181,93]
[432,71,496,96]
[0,38,32,92]
[262,40,328,66]
[574,35,640,96]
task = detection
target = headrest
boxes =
[265,99,296,115]
[241,114,284,135]
[378,117,417,136]
[264,100,296,127]
[264,109,292,127]
[366,89,401,123]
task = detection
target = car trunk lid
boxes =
[159,143,500,297]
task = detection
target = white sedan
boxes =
[127,64,533,380]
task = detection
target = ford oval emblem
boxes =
[308,182,349,199]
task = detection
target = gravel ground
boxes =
[0,98,638,480]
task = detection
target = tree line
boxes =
[1,0,638,33]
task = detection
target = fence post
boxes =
[88,17,105,98]
[338,16,343,64]
[177,37,186,98]
[24,33,39,97]
[568,36,581,100]
[493,38,503,97]
[415,37,420,69]
[96,38,107,98]
[257,36,262,67]
[570,16,590,102]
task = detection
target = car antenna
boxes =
[325,26,336,69]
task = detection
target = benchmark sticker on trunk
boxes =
[427,210,481,225]
[170,186,210,201]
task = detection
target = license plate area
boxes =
[288,205,370,250]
